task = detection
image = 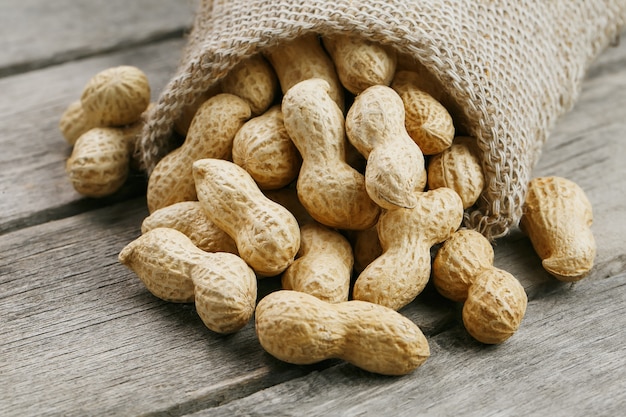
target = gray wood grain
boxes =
[0,0,197,76]
[0,39,185,235]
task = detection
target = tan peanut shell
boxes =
[193,158,300,277]
[264,186,314,226]
[281,222,353,303]
[264,34,344,111]
[255,290,430,376]
[432,229,527,344]
[282,78,380,230]
[59,100,98,145]
[141,201,238,254]
[322,34,397,94]
[353,187,464,311]
[81,65,151,126]
[427,137,485,209]
[118,227,257,334]
[352,226,383,274]
[520,176,596,281]
[220,54,279,116]
[174,84,222,136]
[463,270,528,344]
[65,127,131,197]
[232,105,301,190]
[391,70,455,155]
[146,94,251,212]
[432,228,494,302]
[346,85,427,209]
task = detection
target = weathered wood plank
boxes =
[0,39,185,235]
[198,273,626,417]
[0,0,197,76]
[0,198,453,416]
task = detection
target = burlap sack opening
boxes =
[138,0,625,240]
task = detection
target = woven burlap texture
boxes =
[138,0,626,240]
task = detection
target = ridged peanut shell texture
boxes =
[322,34,397,94]
[282,78,380,230]
[81,65,150,126]
[232,105,301,190]
[346,85,426,209]
[391,70,455,155]
[193,158,300,277]
[520,176,596,281]
[65,127,130,197]
[353,187,464,311]
[282,222,353,303]
[59,100,97,145]
[432,229,494,302]
[220,54,279,116]
[463,270,528,344]
[255,290,430,375]
[147,94,251,212]
[118,228,257,334]
[141,201,238,254]
[264,34,344,111]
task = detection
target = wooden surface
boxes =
[1,2,625,416]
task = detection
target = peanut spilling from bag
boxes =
[58,34,597,374]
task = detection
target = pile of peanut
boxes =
[60,34,596,376]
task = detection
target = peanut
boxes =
[232,105,301,190]
[220,54,279,116]
[520,176,596,281]
[255,290,430,375]
[65,127,131,197]
[141,201,238,254]
[281,222,353,303]
[391,70,455,155]
[264,34,344,110]
[353,187,464,311]
[433,229,528,344]
[263,186,314,226]
[427,136,485,209]
[81,65,151,127]
[174,84,222,136]
[59,100,97,145]
[351,226,382,275]
[193,158,300,277]
[346,85,427,209]
[282,78,380,230]
[322,34,397,94]
[146,94,251,212]
[118,227,257,334]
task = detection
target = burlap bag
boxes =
[138,0,625,240]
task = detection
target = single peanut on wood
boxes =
[232,105,301,190]
[353,187,464,311]
[282,78,380,230]
[433,229,528,344]
[346,85,427,209]
[146,94,251,212]
[520,176,596,281]
[141,201,238,254]
[118,227,257,334]
[322,34,397,94]
[282,222,353,303]
[193,158,300,277]
[255,290,430,376]
[391,70,455,155]
[65,127,131,197]
[264,34,344,110]
[220,54,279,116]
[81,65,151,127]
[427,136,485,209]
